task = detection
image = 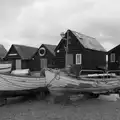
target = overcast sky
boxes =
[0,0,119,51]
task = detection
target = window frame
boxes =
[110,53,115,62]
[76,54,82,65]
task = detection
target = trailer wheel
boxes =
[85,93,100,99]
[36,92,46,100]
[90,93,100,98]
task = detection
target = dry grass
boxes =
[0,96,120,120]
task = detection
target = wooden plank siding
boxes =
[108,45,120,70]
[4,44,38,71]
[31,44,56,71]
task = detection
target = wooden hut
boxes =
[108,44,120,70]
[4,44,38,70]
[31,44,56,71]
[55,29,107,70]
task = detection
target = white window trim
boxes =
[8,53,17,56]
[76,54,82,65]
[110,53,115,62]
[106,55,108,62]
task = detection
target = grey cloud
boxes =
[80,18,120,46]
[0,0,35,26]
[0,0,119,51]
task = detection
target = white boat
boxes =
[11,69,30,75]
[0,63,12,73]
[45,69,120,96]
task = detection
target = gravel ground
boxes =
[0,96,120,120]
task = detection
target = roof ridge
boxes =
[43,43,56,46]
[71,30,95,39]
[13,44,38,49]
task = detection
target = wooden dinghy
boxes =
[0,63,12,73]
[0,69,48,106]
[11,69,30,75]
[45,69,120,97]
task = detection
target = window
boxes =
[110,53,115,62]
[106,55,108,62]
[76,54,82,64]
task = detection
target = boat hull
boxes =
[0,67,11,73]
[45,70,120,96]
[0,72,47,96]
[0,63,11,73]
[49,85,120,96]
[0,86,49,97]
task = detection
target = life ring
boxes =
[39,47,46,56]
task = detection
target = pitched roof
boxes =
[0,44,7,58]
[43,44,56,56]
[13,44,38,59]
[71,30,106,52]
[108,44,119,53]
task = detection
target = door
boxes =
[41,59,47,68]
[66,54,73,66]
[16,59,21,69]
[118,56,120,69]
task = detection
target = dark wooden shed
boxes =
[55,29,107,70]
[108,44,120,70]
[4,44,38,70]
[31,44,56,71]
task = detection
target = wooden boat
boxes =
[11,69,30,75]
[0,69,48,106]
[45,69,120,97]
[0,63,11,73]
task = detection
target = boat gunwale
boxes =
[0,72,45,78]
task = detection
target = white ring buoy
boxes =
[39,47,46,56]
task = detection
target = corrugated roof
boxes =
[43,44,56,56]
[0,44,7,58]
[71,30,106,52]
[13,44,38,59]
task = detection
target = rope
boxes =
[46,69,60,87]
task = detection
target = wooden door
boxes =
[41,59,47,68]
[118,56,120,69]
[16,59,21,69]
[67,54,73,66]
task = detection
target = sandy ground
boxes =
[0,95,120,120]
